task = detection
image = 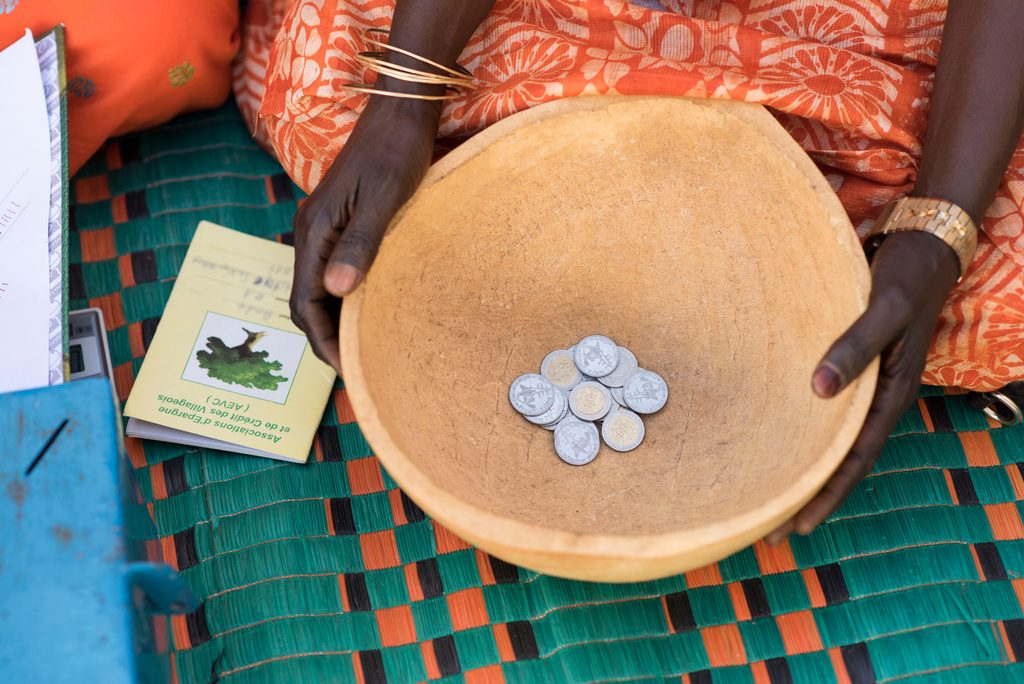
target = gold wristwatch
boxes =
[864,196,978,280]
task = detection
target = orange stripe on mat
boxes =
[388,489,408,526]
[348,457,385,495]
[375,605,416,647]
[754,539,797,574]
[918,398,935,433]
[118,253,135,288]
[828,647,852,684]
[969,545,986,580]
[1012,579,1024,614]
[464,665,505,684]
[776,610,824,655]
[170,614,190,650]
[404,563,424,602]
[701,624,746,667]
[476,550,496,586]
[727,582,751,622]
[802,568,826,608]
[126,437,148,469]
[944,470,960,505]
[151,463,168,500]
[960,431,1000,467]
[324,500,336,536]
[750,660,771,684]
[448,587,489,632]
[337,575,349,612]
[421,641,441,679]
[335,388,358,424]
[360,530,400,570]
[434,522,471,555]
[685,563,723,588]
[1007,466,1024,501]
[493,623,515,662]
[80,227,116,262]
[351,652,365,684]
[985,503,1024,540]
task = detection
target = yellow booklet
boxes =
[124,222,336,463]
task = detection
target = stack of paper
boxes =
[0,28,68,393]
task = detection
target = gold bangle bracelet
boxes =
[340,83,460,101]
[354,52,474,90]
[363,30,473,81]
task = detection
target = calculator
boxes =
[68,308,113,381]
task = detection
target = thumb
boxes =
[813,296,905,398]
[322,205,392,297]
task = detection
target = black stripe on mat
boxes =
[664,592,697,633]
[507,621,539,660]
[400,491,426,523]
[949,468,979,505]
[358,650,386,684]
[140,316,161,351]
[317,426,343,462]
[173,528,199,571]
[270,173,294,202]
[922,396,954,432]
[433,635,461,675]
[163,455,188,497]
[741,578,771,619]
[975,542,1008,580]
[815,564,850,605]
[416,559,443,599]
[766,657,793,684]
[329,497,357,535]
[344,573,372,611]
[489,555,520,584]
[1006,619,1024,661]
[841,642,876,684]
[688,671,711,684]
[125,189,148,220]
[186,602,212,647]
[68,263,86,300]
[120,138,141,166]
[131,249,158,283]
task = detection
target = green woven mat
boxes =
[70,101,1024,684]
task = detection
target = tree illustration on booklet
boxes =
[195,328,289,390]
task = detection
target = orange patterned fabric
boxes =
[0,0,239,174]
[233,0,1024,391]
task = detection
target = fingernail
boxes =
[325,263,362,296]
[812,363,842,398]
[765,534,783,548]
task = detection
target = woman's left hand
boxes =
[766,229,960,546]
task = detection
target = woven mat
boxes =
[70,101,1024,684]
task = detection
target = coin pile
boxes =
[508,335,669,466]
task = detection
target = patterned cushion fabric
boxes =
[0,0,239,174]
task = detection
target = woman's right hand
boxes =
[290,95,441,372]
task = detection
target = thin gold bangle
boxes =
[340,83,459,101]
[363,34,472,82]
[354,53,474,89]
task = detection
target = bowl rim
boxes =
[339,95,878,580]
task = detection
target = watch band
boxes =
[864,196,978,280]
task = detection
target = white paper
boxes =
[0,31,55,393]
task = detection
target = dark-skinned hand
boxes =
[766,230,961,545]
[289,96,441,372]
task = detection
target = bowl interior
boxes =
[346,98,870,545]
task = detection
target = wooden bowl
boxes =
[340,97,876,582]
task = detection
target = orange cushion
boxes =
[1,1,239,174]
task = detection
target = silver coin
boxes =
[542,398,570,430]
[540,349,583,391]
[553,418,601,466]
[597,347,638,388]
[508,373,557,416]
[622,369,669,414]
[610,386,626,407]
[527,388,567,426]
[601,409,645,452]
[573,335,619,378]
[568,381,613,421]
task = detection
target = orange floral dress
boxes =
[234,0,1024,392]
